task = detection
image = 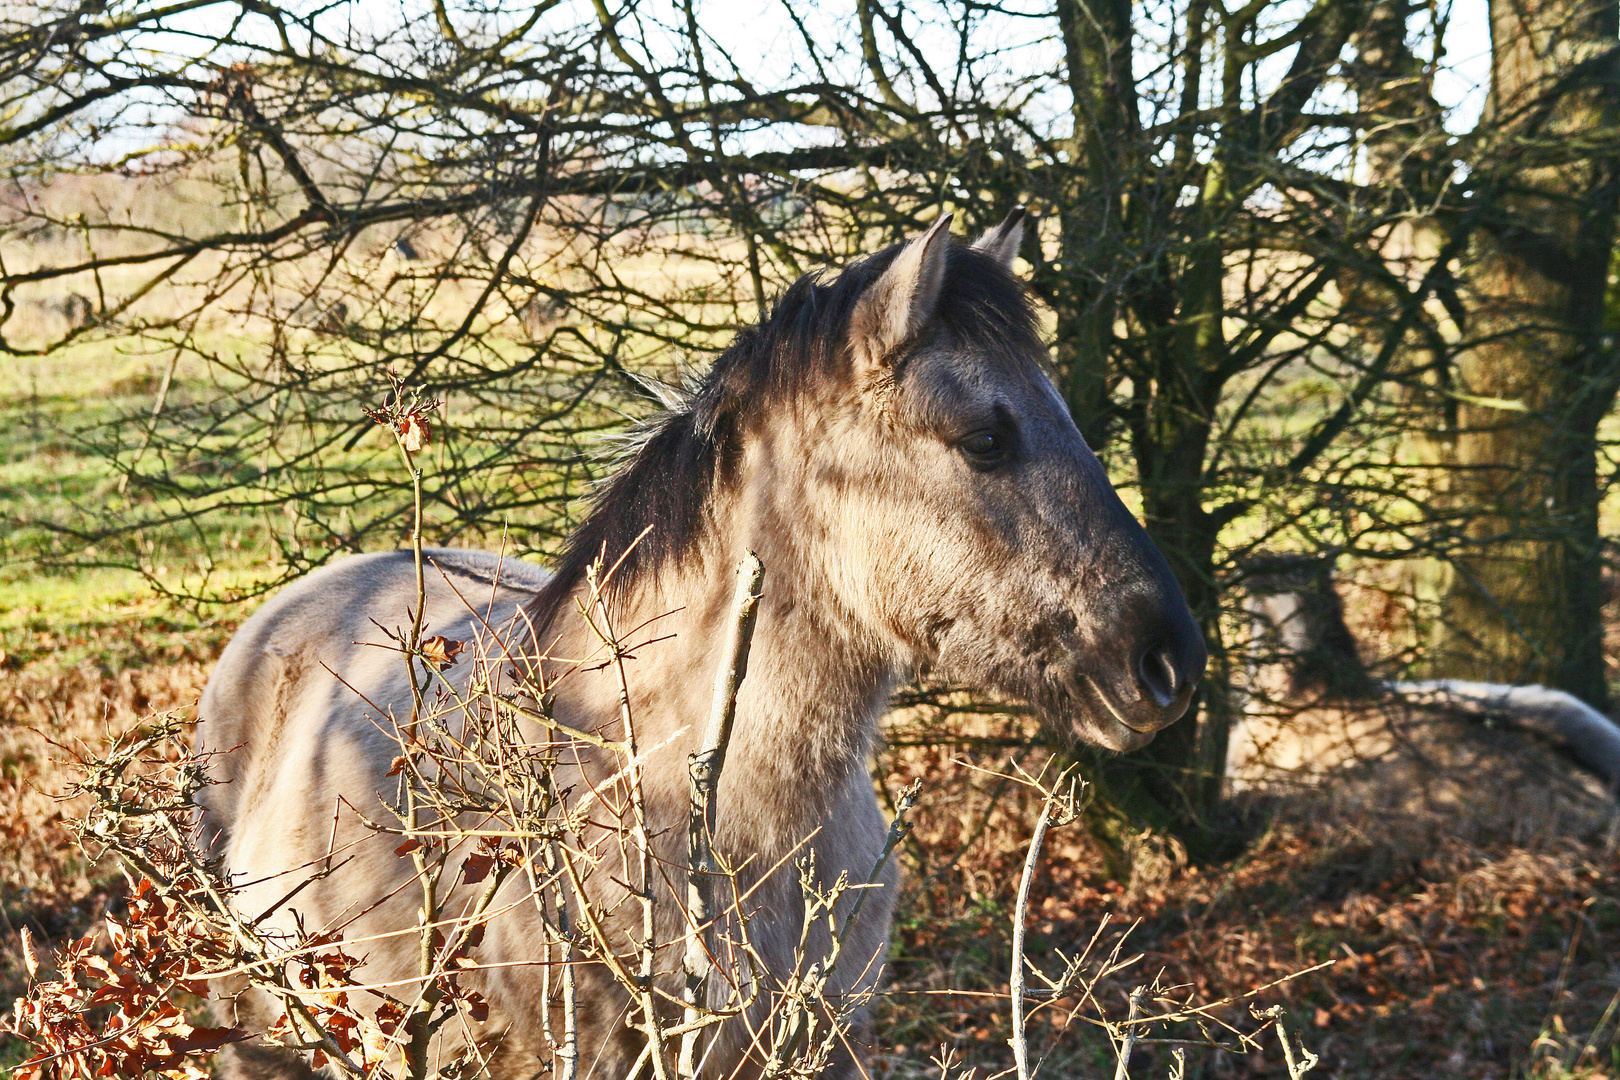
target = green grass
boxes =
[1,316,616,627]
[0,568,232,671]
[0,333,295,629]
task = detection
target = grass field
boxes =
[6,338,1620,1079]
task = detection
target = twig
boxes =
[1112,986,1146,1080]
[1255,1006,1318,1078]
[375,379,445,1080]
[1010,764,1079,1080]
[680,552,765,1079]
[840,778,921,946]
[585,558,672,1080]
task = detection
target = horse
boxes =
[194,210,1207,1079]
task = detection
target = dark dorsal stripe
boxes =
[524,239,1041,642]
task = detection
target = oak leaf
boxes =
[420,636,465,670]
[398,414,431,452]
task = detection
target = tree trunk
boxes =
[1047,0,1138,451]
[1036,0,1237,856]
[1076,177,1242,859]
[1435,0,1620,707]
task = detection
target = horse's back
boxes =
[195,547,549,860]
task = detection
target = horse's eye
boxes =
[959,429,1008,468]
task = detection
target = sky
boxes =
[72,0,1504,169]
[1433,0,1492,131]
[681,0,1497,135]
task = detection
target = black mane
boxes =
[525,239,1041,640]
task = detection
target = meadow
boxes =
[14,0,1620,1067]
[6,325,1620,1079]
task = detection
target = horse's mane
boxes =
[524,239,1040,639]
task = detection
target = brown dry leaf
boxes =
[460,851,495,885]
[420,636,465,670]
[359,1017,395,1065]
[19,925,38,978]
[398,414,431,452]
[373,999,408,1037]
[394,838,422,857]
[166,1024,246,1056]
[265,1012,293,1042]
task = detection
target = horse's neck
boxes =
[547,544,896,847]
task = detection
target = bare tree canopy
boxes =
[5,0,1620,839]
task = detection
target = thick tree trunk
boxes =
[1048,0,1138,451]
[1435,0,1620,707]
[1079,204,1240,858]
[1038,0,1238,855]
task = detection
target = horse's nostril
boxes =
[1135,642,1180,709]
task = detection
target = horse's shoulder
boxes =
[419,547,553,594]
[309,547,552,596]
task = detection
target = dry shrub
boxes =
[4,597,1618,1078]
[7,868,244,1080]
[0,617,226,1012]
[876,686,1620,1079]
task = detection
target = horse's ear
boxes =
[853,212,953,368]
[973,206,1026,269]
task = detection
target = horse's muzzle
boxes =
[1089,614,1207,737]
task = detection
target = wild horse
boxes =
[195,210,1206,1078]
